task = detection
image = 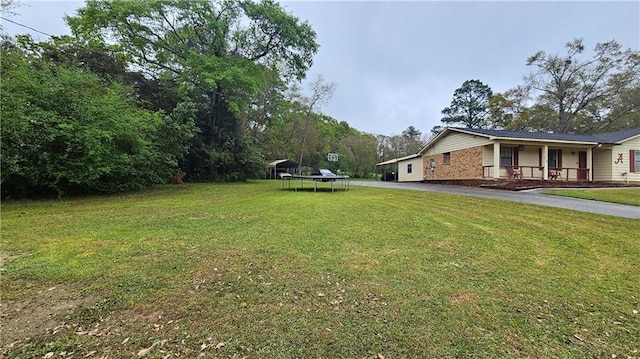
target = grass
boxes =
[1,181,639,358]
[544,188,640,206]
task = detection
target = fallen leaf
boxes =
[573,334,583,342]
[215,342,226,349]
[376,354,385,359]
[201,343,208,351]
[137,346,152,357]
[122,337,130,345]
[85,351,97,357]
[317,293,325,297]
[44,353,54,359]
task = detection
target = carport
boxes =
[267,159,299,179]
[375,158,398,181]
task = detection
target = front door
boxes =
[578,151,588,180]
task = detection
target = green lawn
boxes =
[2,181,639,358]
[545,188,640,206]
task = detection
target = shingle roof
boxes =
[376,153,421,166]
[450,127,640,144]
[593,128,640,144]
[451,127,600,143]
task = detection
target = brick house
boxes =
[392,127,640,183]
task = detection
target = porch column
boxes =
[587,149,593,181]
[493,142,500,179]
[543,145,549,180]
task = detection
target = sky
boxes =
[2,1,639,137]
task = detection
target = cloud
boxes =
[290,1,639,135]
[5,0,639,137]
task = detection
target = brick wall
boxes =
[423,146,483,180]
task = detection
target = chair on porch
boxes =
[506,166,523,179]
[549,168,562,180]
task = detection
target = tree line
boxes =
[434,38,640,135]
[2,0,415,198]
[3,1,637,198]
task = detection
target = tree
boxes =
[67,0,319,181]
[1,38,197,197]
[524,38,640,133]
[487,86,532,130]
[440,79,493,129]
[294,76,336,172]
[401,126,424,154]
[579,75,640,131]
[402,125,421,139]
[0,0,20,19]
[429,125,444,137]
[339,133,378,178]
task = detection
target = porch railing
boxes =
[482,165,544,179]
[550,167,590,181]
[483,165,590,181]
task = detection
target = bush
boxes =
[1,42,196,197]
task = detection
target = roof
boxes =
[267,159,299,168]
[449,127,600,143]
[593,128,640,144]
[419,126,640,155]
[375,153,421,166]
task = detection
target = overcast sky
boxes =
[3,1,639,136]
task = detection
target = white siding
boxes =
[483,144,543,178]
[423,132,491,156]
[517,147,545,179]
[592,148,612,181]
[612,136,640,182]
[397,157,424,182]
[544,146,590,181]
[482,144,494,167]
[483,143,594,180]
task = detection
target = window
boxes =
[632,150,640,173]
[500,147,513,166]
[443,152,451,165]
[407,163,413,174]
[548,149,563,169]
[500,146,521,167]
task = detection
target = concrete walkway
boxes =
[350,181,640,220]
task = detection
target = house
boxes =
[591,128,640,182]
[392,127,640,183]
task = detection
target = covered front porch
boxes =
[481,142,594,181]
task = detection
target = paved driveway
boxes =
[350,181,640,220]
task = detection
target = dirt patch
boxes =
[0,281,100,347]
[424,179,640,191]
